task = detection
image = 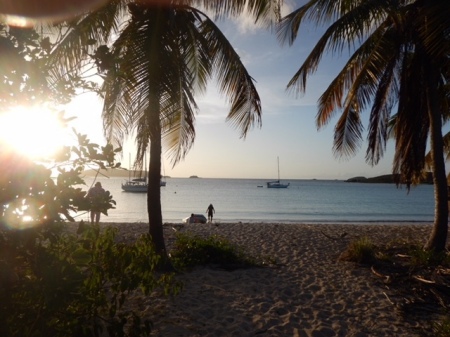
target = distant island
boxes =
[81,169,432,183]
[346,173,433,184]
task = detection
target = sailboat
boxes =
[121,154,166,192]
[160,160,167,187]
[121,177,148,192]
[122,153,147,192]
[267,157,290,188]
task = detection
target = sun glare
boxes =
[0,106,73,160]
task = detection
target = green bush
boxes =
[0,223,179,337]
[170,233,258,271]
[408,245,450,267]
[339,236,376,264]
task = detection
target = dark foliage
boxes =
[170,233,260,271]
[0,222,179,337]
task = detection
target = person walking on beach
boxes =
[206,203,215,222]
[87,182,106,225]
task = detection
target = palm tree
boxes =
[277,0,450,251]
[47,0,282,260]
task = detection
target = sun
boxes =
[0,106,74,160]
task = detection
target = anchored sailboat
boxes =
[122,153,166,192]
[267,157,289,188]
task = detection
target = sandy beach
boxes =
[99,222,445,337]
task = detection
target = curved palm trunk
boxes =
[424,62,448,252]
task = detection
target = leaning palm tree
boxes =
[277,0,450,251]
[47,0,282,259]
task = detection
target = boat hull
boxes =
[267,181,290,188]
[122,182,147,193]
[122,180,166,192]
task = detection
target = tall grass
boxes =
[339,236,376,264]
[408,246,450,267]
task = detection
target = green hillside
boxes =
[346,173,433,184]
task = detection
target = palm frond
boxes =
[100,4,207,166]
[189,0,281,25]
[415,0,450,61]
[284,0,388,98]
[169,6,212,95]
[315,21,393,128]
[101,72,132,147]
[332,104,363,158]
[159,17,199,165]
[48,0,127,81]
[276,3,312,45]
[365,55,398,165]
[392,48,429,186]
[201,16,262,138]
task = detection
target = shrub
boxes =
[170,233,258,271]
[0,222,179,337]
[339,236,376,264]
[408,245,450,267]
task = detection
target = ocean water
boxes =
[78,177,436,224]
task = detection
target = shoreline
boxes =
[88,222,444,337]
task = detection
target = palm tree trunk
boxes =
[424,61,448,252]
[147,108,174,271]
[145,7,173,269]
[147,121,167,257]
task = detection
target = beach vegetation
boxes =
[0,138,175,337]
[343,239,450,334]
[408,245,450,267]
[0,22,179,337]
[383,240,450,267]
[0,23,119,225]
[277,0,449,252]
[0,222,179,337]
[44,0,282,267]
[1,132,176,336]
[169,233,259,271]
[0,135,181,336]
[338,236,376,264]
[434,317,450,337]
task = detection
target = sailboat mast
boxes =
[129,153,131,181]
[145,149,147,183]
[277,156,280,181]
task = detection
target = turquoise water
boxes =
[78,177,436,224]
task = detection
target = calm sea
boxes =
[78,177,436,224]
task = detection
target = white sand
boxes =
[98,222,443,337]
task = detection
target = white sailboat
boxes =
[267,157,290,188]
[160,160,167,187]
[121,178,148,193]
[121,153,166,192]
[122,153,147,192]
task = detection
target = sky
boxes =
[65,0,398,180]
